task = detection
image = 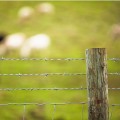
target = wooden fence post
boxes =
[86,48,109,120]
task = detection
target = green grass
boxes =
[0,1,120,120]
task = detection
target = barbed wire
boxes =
[0,87,87,91]
[0,57,85,61]
[0,73,120,76]
[0,57,120,62]
[0,73,86,77]
[0,87,120,91]
[105,87,120,90]
[108,58,120,62]
[0,102,119,106]
[108,72,120,75]
[0,102,87,106]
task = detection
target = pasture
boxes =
[0,1,120,120]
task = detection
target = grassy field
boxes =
[0,1,120,120]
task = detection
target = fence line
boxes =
[1,87,120,91]
[0,72,120,76]
[0,57,120,61]
[0,73,86,76]
[0,57,85,61]
[0,102,119,120]
[0,51,120,119]
[0,87,87,91]
[0,102,87,106]
[0,102,119,106]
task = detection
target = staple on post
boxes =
[86,48,109,120]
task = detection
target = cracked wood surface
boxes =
[86,48,109,120]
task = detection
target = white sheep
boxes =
[5,33,26,50]
[20,34,51,57]
[36,3,55,14]
[18,6,34,22]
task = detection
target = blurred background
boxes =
[0,1,120,120]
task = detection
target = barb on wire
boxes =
[108,72,120,76]
[0,87,87,91]
[108,88,120,90]
[0,102,87,106]
[108,58,120,62]
[0,73,86,77]
[0,57,85,61]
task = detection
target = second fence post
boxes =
[86,48,109,120]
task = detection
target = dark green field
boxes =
[0,1,120,120]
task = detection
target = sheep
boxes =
[20,34,51,57]
[18,6,34,22]
[5,33,26,52]
[36,3,55,14]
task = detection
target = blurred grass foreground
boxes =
[0,1,120,120]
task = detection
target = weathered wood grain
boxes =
[86,48,109,120]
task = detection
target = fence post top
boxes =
[86,48,106,50]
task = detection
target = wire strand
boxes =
[0,87,120,91]
[0,57,85,61]
[0,87,87,91]
[0,57,120,61]
[0,102,87,106]
[0,102,119,106]
[0,73,86,77]
[108,73,120,76]
[108,58,120,62]
[0,72,120,76]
